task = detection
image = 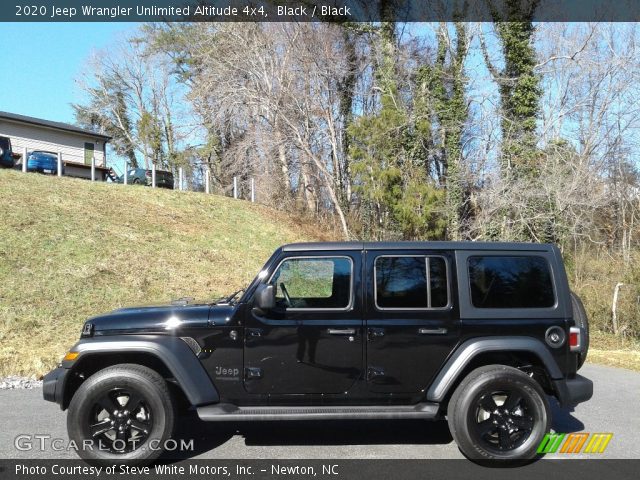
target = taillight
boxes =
[145,170,152,177]
[569,326,581,352]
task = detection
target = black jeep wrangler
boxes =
[43,242,592,463]
[0,135,18,169]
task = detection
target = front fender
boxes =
[64,335,219,406]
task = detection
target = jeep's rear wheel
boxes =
[447,365,550,461]
[67,364,174,465]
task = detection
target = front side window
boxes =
[271,257,352,309]
[375,256,449,309]
[468,256,555,309]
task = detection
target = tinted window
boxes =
[0,137,9,150]
[468,256,555,308]
[271,257,352,309]
[429,257,448,308]
[375,256,449,309]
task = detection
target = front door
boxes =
[243,253,363,395]
[84,142,94,166]
[365,250,460,394]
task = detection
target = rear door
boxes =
[455,249,571,372]
[243,252,363,395]
[365,250,460,394]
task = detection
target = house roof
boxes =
[0,111,112,141]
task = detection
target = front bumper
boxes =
[553,374,593,407]
[42,367,68,408]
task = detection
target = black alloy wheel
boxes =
[448,365,550,461]
[67,364,174,465]
[89,387,153,453]
[472,389,535,452]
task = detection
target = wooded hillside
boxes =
[72,12,640,343]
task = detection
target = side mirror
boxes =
[254,283,275,310]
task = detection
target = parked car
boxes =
[43,241,592,464]
[26,151,63,175]
[115,167,174,189]
[0,136,19,169]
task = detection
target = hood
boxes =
[85,300,237,336]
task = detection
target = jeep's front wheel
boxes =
[67,364,175,465]
[447,365,550,461]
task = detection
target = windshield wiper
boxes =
[217,289,245,305]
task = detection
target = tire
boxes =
[447,365,551,461]
[570,291,589,369]
[67,364,175,465]
[133,178,141,185]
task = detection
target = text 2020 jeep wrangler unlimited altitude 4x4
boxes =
[43,242,592,463]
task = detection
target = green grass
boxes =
[588,331,640,371]
[2,169,637,377]
[0,169,335,377]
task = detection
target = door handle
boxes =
[418,327,448,335]
[327,328,356,335]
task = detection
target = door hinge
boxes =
[367,366,385,381]
[245,367,263,379]
[368,328,385,339]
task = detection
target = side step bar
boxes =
[197,403,440,422]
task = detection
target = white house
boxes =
[0,111,112,180]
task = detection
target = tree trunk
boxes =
[611,282,623,335]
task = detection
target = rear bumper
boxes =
[27,165,60,174]
[553,374,593,407]
[42,367,67,409]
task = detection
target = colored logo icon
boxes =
[537,433,613,454]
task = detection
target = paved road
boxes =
[0,364,638,460]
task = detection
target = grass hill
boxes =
[1,170,638,377]
[0,169,335,377]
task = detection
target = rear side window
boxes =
[375,256,449,309]
[468,256,555,308]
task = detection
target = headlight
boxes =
[81,322,94,337]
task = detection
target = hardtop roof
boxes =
[281,241,556,252]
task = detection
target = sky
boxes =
[0,22,140,124]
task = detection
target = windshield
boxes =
[215,249,280,306]
[0,137,9,150]
[29,152,56,161]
